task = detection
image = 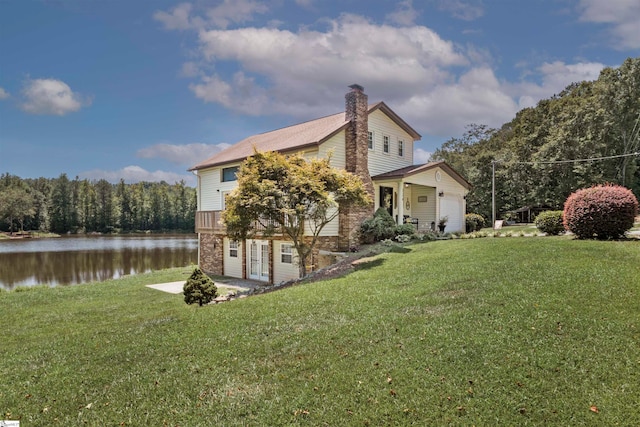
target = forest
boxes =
[0,173,196,234]
[431,57,640,222]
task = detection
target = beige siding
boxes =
[411,187,437,231]
[223,238,243,278]
[367,110,414,176]
[317,131,347,169]
[303,206,339,236]
[198,165,241,211]
[273,240,300,283]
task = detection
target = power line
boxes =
[510,151,640,166]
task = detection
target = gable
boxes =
[189,102,420,171]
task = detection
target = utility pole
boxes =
[491,160,496,229]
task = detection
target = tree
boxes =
[183,267,218,306]
[0,187,36,234]
[223,150,371,277]
[49,173,72,233]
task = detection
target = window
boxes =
[383,135,390,153]
[229,240,238,258]
[368,131,374,150]
[221,166,239,182]
[398,140,404,157]
[281,243,293,264]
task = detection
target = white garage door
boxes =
[441,195,463,232]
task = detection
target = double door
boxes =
[249,240,269,281]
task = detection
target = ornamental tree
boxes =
[183,267,218,306]
[222,150,371,277]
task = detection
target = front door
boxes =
[249,240,269,281]
[380,186,394,216]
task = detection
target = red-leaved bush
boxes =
[563,184,639,239]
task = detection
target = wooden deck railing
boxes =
[195,210,286,235]
[195,210,225,233]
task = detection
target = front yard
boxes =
[2,237,639,425]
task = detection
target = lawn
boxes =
[2,237,639,425]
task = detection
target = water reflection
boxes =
[0,235,197,290]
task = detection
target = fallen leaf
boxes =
[387,375,393,384]
[590,406,599,413]
[85,403,93,409]
[389,389,397,396]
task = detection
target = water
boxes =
[0,235,198,290]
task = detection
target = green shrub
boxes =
[534,210,565,235]
[395,223,416,237]
[359,208,396,244]
[563,184,639,240]
[465,213,485,232]
[183,267,218,306]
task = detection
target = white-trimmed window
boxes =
[221,166,239,182]
[398,140,404,157]
[368,131,374,150]
[383,135,390,153]
[281,243,293,264]
[229,240,238,258]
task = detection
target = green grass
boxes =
[2,238,639,426]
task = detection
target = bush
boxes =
[563,184,639,240]
[359,208,397,244]
[465,213,485,232]
[534,210,565,235]
[183,267,218,306]
[395,223,416,237]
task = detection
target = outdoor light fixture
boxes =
[438,191,444,197]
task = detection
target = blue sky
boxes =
[1,0,638,186]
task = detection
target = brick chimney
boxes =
[340,84,375,249]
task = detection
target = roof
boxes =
[372,161,472,190]
[189,101,421,171]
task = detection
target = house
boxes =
[189,85,471,284]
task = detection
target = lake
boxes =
[0,234,198,290]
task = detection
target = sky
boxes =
[1,0,639,186]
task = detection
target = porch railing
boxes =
[195,210,286,235]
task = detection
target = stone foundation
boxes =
[199,233,224,276]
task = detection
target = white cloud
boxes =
[154,3,202,30]
[578,0,640,49]
[414,148,432,164]
[79,165,195,185]
[21,78,90,116]
[206,0,268,29]
[190,14,467,117]
[386,0,419,26]
[154,0,268,31]
[438,0,484,21]
[509,61,605,109]
[136,142,231,166]
[0,87,9,99]
[156,6,609,141]
[398,68,519,136]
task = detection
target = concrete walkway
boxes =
[146,278,264,295]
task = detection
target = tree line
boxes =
[431,57,640,222]
[0,173,196,234]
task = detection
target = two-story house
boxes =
[189,85,470,284]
